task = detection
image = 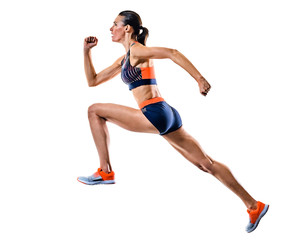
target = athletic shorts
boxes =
[139,97,182,135]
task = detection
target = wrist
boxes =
[83,47,91,54]
[196,75,206,84]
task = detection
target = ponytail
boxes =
[137,26,149,46]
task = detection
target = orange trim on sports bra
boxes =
[141,66,155,79]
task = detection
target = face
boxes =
[110,15,126,42]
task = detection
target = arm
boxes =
[84,36,123,87]
[131,45,211,96]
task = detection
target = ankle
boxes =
[248,201,258,211]
[99,168,110,174]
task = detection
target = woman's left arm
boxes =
[131,45,211,96]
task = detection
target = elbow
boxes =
[170,49,180,60]
[87,75,97,87]
[87,79,96,87]
[171,49,179,55]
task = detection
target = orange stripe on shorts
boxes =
[139,97,165,109]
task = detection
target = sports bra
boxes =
[121,42,157,90]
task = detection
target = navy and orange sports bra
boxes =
[121,42,157,90]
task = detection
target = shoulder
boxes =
[130,43,156,60]
[130,42,145,56]
[131,42,175,60]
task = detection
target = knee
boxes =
[88,104,98,117]
[196,158,214,174]
[88,103,105,120]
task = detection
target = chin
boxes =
[111,36,123,43]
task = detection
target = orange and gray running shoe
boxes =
[77,168,115,185]
[246,201,269,233]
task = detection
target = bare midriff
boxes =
[132,85,162,107]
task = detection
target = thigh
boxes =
[162,127,212,165]
[89,103,159,134]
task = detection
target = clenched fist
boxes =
[198,78,211,96]
[84,36,98,50]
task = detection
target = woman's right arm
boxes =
[84,36,123,87]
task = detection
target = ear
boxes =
[124,24,132,33]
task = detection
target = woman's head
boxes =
[110,10,149,45]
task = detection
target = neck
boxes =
[121,34,136,53]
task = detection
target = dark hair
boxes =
[119,10,149,46]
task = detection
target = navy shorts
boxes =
[140,98,182,135]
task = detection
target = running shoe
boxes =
[77,168,115,185]
[246,201,269,233]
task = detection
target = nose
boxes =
[110,26,113,31]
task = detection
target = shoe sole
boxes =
[77,178,115,185]
[246,204,269,233]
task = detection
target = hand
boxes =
[198,78,211,96]
[84,36,98,50]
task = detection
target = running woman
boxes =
[77,10,269,233]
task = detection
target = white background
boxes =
[1,0,301,239]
